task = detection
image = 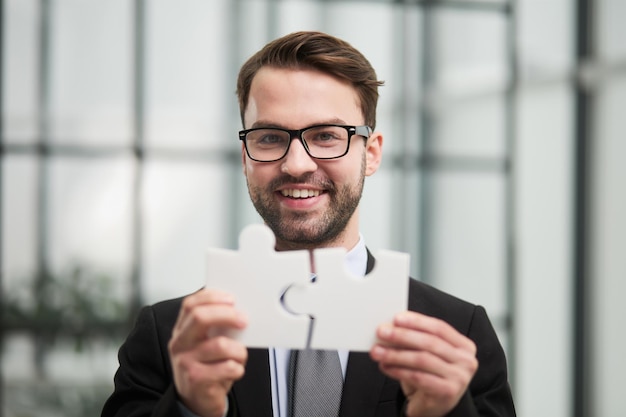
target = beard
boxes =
[247,158,366,250]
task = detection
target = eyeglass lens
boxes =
[245,125,350,161]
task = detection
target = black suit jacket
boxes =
[102,255,515,417]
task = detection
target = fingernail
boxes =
[379,324,392,338]
[395,312,410,325]
[371,345,385,358]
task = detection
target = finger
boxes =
[174,289,238,332]
[189,336,249,365]
[371,345,458,378]
[375,324,475,365]
[180,288,237,311]
[378,364,448,389]
[371,344,476,379]
[392,312,477,353]
[170,338,248,395]
[376,324,455,360]
[380,363,472,405]
[175,354,247,393]
[173,304,248,348]
[379,365,466,408]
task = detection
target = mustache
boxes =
[268,173,335,191]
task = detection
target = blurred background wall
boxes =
[1,0,624,416]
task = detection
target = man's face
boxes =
[242,67,382,250]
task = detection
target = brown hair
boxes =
[236,31,384,130]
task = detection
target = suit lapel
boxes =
[231,348,273,417]
[339,352,388,417]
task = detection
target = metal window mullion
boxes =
[0,0,5,413]
[573,0,595,416]
[417,2,436,285]
[229,0,244,249]
[267,0,279,42]
[129,0,146,319]
[503,0,518,392]
[33,0,53,378]
[389,3,409,260]
[409,0,510,13]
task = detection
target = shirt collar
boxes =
[344,234,367,277]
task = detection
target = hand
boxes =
[370,311,478,417]
[168,289,248,417]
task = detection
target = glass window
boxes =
[1,156,39,282]
[432,94,506,158]
[591,74,626,417]
[515,82,574,417]
[433,9,508,95]
[518,0,574,80]
[142,159,230,303]
[49,0,133,145]
[596,0,626,62]
[144,0,234,149]
[2,0,40,144]
[428,171,507,317]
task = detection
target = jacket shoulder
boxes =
[407,278,478,334]
[147,295,186,336]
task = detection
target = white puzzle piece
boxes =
[206,224,410,351]
[205,224,311,349]
[283,247,409,351]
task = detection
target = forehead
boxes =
[244,67,362,129]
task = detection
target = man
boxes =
[102,31,515,417]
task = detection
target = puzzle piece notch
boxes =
[283,247,409,351]
[206,224,311,349]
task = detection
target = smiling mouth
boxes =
[280,189,321,198]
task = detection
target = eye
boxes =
[259,134,282,144]
[251,130,288,146]
[306,127,345,145]
[315,131,338,142]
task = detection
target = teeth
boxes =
[280,189,320,198]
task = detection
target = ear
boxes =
[241,143,248,175]
[364,131,383,176]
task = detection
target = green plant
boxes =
[2,265,129,359]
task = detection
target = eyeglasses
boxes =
[239,124,372,162]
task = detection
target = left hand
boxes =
[370,311,478,417]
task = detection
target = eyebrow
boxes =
[250,118,349,129]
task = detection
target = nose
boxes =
[281,137,318,177]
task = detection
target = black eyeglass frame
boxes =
[238,124,372,162]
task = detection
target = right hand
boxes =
[168,289,248,417]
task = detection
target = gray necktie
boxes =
[288,349,343,417]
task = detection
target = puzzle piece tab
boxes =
[205,224,311,349]
[283,247,409,351]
